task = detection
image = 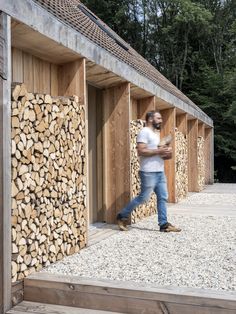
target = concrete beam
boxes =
[0,12,12,313]
[0,0,213,127]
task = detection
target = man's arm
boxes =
[137,142,172,157]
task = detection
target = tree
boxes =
[82,0,236,181]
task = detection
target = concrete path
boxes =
[168,183,236,217]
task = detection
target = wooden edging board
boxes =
[24,272,236,314]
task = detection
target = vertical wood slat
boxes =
[160,108,176,203]
[23,52,34,92]
[96,89,104,222]
[39,60,50,94]
[50,64,58,96]
[58,58,88,241]
[87,85,104,223]
[205,127,214,185]
[176,113,187,135]
[198,122,205,138]
[188,119,198,191]
[88,85,98,224]
[103,83,131,223]
[131,98,138,120]
[137,96,155,120]
[11,48,59,95]
[11,47,23,83]
[33,56,40,93]
[58,59,85,100]
[0,13,12,313]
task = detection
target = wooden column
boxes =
[176,113,187,135]
[205,127,214,184]
[87,85,103,223]
[58,58,88,240]
[198,122,205,138]
[0,13,12,312]
[137,96,155,120]
[103,83,131,223]
[160,108,176,203]
[131,98,138,120]
[188,119,198,191]
[58,59,85,99]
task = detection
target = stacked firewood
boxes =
[175,130,188,201]
[130,120,156,223]
[11,84,87,282]
[198,136,205,191]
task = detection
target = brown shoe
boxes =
[160,222,181,232]
[117,214,128,231]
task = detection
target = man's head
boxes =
[145,110,162,130]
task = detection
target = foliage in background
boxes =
[82,0,236,182]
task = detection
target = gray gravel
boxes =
[179,192,236,205]
[43,213,236,292]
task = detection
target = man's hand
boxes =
[158,146,173,160]
[137,143,172,158]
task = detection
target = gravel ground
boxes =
[179,193,236,205]
[43,213,236,292]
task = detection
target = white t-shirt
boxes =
[137,127,164,172]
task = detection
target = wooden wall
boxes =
[103,83,131,223]
[12,47,58,96]
[131,98,138,120]
[160,108,176,202]
[87,85,103,223]
[176,113,187,135]
[137,96,155,120]
[205,127,214,184]
[198,122,205,138]
[188,119,198,191]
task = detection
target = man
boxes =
[117,110,181,232]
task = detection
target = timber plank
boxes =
[7,301,123,314]
[11,47,23,83]
[204,127,213,185]
[50,63,58,96]
[160,108,176,202]
[131,98,138,120]
[88,85,98,223]
[188,119,198,191]
[96,89,104,222]
[23,51,34,92]
[165,302,236,314]
[176,113,187,135]
[198,122,205,138]
[24,273,236,312]
[23,288,167,314]
[137,96,155,120]
[102,83,131,223]
[58,59,85,98]
[88,229,118,246]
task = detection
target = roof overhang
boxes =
[1,0,213,127]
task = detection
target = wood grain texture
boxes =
[160,108,176,202]
[23,274,236,314]
[198,122,205,138]
[176,113,187,135]
[188,119,199,191]
[137,96,155,120]
[204,127,214,185]
[7,300,124,314]
[11,48,59,95]
[103,83,131,223]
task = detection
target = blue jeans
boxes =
[119,171,168,226]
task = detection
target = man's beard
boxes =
[153,122,161,130]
